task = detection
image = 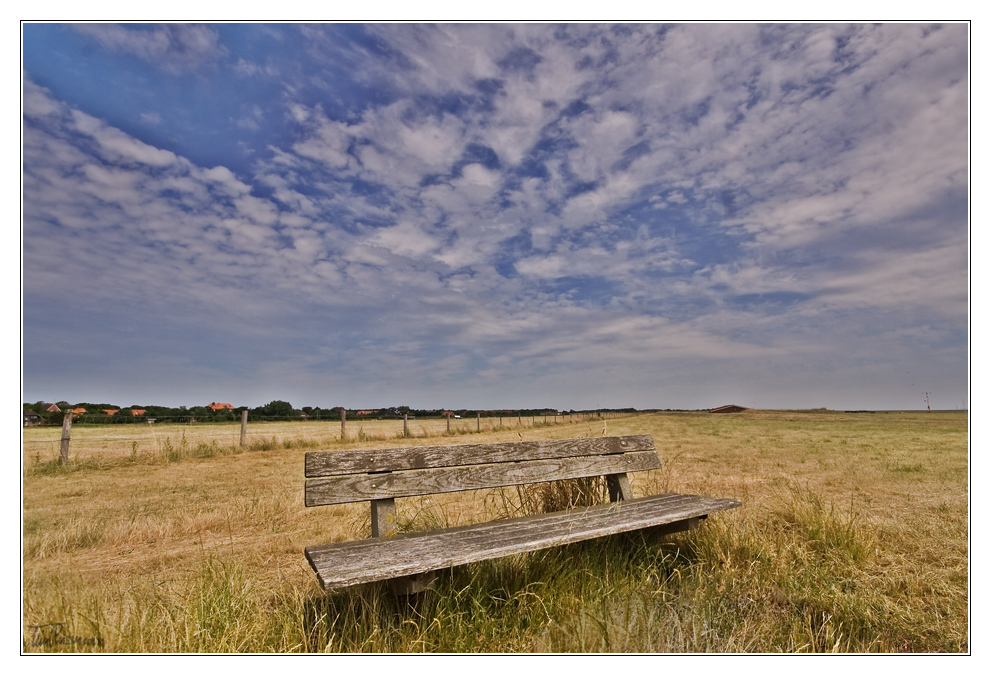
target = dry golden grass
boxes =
[22,410,967,652]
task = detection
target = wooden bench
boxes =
[304,435,740,592]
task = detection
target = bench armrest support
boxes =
[372,498,398,538]
[607,473,634,501]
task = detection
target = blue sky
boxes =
[21,23,969,410]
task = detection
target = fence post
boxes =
[340,407,347,441]
[403,413,409,438]
[240,410,248,447]
[60,410,72,465]
[446,412,451,433]
[477,411,480,432]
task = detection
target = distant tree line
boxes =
[22,399,310,425]
[23,400,651,425]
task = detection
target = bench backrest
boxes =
[304,435,658,507]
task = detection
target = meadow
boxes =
[22,410,968,652]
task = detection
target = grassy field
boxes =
[22,410,968,652]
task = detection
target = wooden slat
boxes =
[305,492,742,590]
[305,435,655,477]
[305,450,660,506]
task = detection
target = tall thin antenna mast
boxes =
[924,392,931,413]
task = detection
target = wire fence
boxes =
[23,411,643,465]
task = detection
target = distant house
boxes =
[103,409,119,416]
[710,405,748,414]
[71,407,87,417]
[207,402,234,411]
[131,409,147,416]
[45,403,61,413]
[356,410,379,416]
[24,411,43,426]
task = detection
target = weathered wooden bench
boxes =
[304,435,740,592]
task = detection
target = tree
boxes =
[255,400,294,417]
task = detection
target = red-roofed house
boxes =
[207,402,234,411]
[131,409,147,416]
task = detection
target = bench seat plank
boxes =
[305,450,660,506]
[305,435,655,477]
[305,492,741,590]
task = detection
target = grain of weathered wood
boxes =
[305,493,741,589]
[305,450,659,506]
[305,435,655,477]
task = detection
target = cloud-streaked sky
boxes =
[21,23,968,411]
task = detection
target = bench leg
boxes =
[371,497,436,596]
[641,515,706,544]
[387,571,438,596]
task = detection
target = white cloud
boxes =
[292,113,354,170]
[233,104,264,131]
[198,166,252,196]
[369,222,441,259]
[70,109,180,167]
[565,109,640,182]
[74,24,224,74]
[233,58,279,78]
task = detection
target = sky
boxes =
[20,22,969,411]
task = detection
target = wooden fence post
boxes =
[477,411,480,432]
[60,410,72,465]
[446,412,451,433]
[403,413,409,438]
[340,407,347,441]
[240,410,248,447]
